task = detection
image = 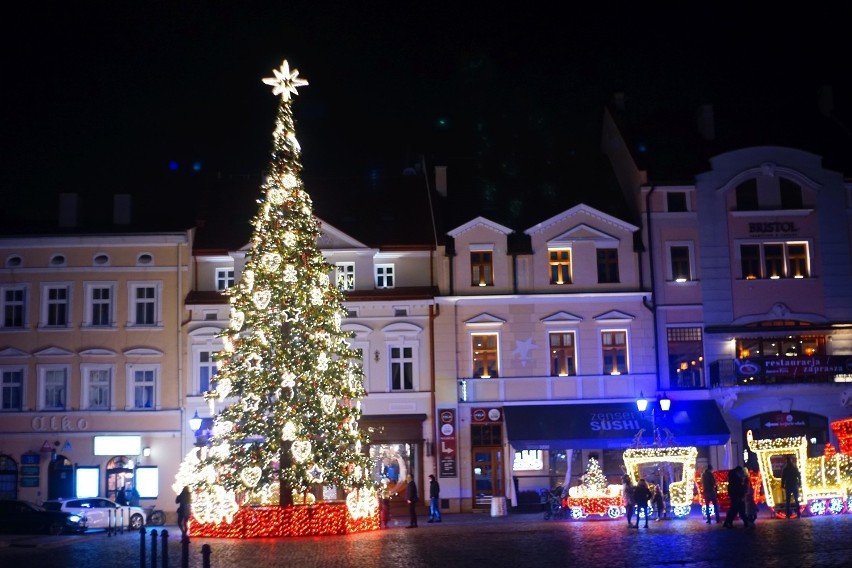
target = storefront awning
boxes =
[504,400,730,450]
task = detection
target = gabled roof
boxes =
[447,216,513,238]
[524,203,638,236]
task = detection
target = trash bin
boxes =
[490,496,507,517]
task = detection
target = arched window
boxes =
[106,456,135,501]
[0,455,17,500]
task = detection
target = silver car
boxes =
[42,497,146,530]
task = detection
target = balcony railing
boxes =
[456,372,658,403]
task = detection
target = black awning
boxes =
[504,400,730,450]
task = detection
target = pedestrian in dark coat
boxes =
[176,486,192,538]
[622,474,636,527]
[701,464,721,524]
[405,474,419,528]
[633,479,652,528]
[781,456,801,519]
[723,466,750,528]
[427,474,442,522]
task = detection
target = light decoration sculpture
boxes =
[747,426,852,517]
[565,457,625,519]
[622,446,698,517]
[172,59,378,537]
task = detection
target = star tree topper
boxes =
[262,60,309,100]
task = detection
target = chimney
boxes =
[59,193,78,228]
[114,194,131,225]
[697,104,715,141]
[435,166,447,198]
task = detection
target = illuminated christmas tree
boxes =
[175,60,374,523]
[581,457,606,494]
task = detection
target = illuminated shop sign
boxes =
[93,435,142,456]
[736,356,852,378]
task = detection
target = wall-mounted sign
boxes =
[20,466,40,477]
[94,435,142,456]
[471,407,502,423]
[735,356,852,379]
[748,221,799,235]
[21,453,40,465]
[438,409,457,478]
[20,477,39,488]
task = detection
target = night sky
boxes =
[2,3,850,238]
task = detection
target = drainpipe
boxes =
[644,186,661,393]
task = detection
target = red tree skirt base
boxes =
[189,502,380,538]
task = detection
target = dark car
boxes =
[0,499,88,535]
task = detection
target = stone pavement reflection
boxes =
[2,511,852,568]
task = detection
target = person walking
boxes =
[116,486,128,506]
[427,474,442,523]
[622,474,636,528]
[379,479,392,529]
[652,485,666,521]
[701,464,721,524]
[405,473,419,528]
[781,456,801,519]
[633,479,652,528]
[744,469,758,527]
[176,486,192,538]
[723,466,750,528]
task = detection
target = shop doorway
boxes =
[47,455,73,499]
[106,456,135,501]
[472,447,503,509]
[0,455,17,500]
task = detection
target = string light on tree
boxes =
[174,59,376,535]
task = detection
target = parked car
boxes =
[42,497,146,530]
[0,499,88,535]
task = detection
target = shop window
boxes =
[371,443,414,495]
[471,424,502,445]
[105,456,135,503]
[0,455,17,500]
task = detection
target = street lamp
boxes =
[636,392,671,446]
[189,410,202,433]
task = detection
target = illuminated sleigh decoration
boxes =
[622,446,698,518]
[747,419,852,518]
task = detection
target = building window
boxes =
[389,345,414,391]
[0,368,24,411]
[601,331,627,375]
[472,334,499,378]
[667,327,704,388]
[596,249,619,283]
[738,242,810,279]
[779,178,804,209]
[668,245,692,282]
[1,286,26,329]
[216,268,235,291]
[129,283,158,326]
[85,284,114,327]
[471,251,494,287]
[740,244,761,280]
[40,367,68,410]
[336,263,355,291]
[548,249,572,285]
[549,332,576,376]
[129,367,157,409]
[666,192,688,212]
[787,244,809,278]
[43,285,70,327]
[735,179,758,210]
[198,350,218,395]
[375,264,395,289]
[82,366,112,410]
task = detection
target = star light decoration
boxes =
[262,60,309,101]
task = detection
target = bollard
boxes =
[139,525,147,568]
[201,543,212,568]
[150,529,158,568]
[160,529,169,568]
[180,535,189,568]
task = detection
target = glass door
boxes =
[472,448,503,509]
